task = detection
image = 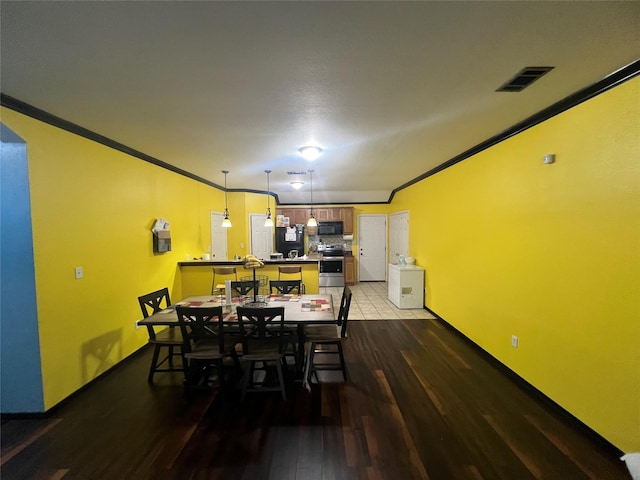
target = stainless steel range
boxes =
[318,244,345,287]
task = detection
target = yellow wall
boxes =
[1,107,230,409]
[391,78,640,452]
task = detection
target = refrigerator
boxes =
[275,225,305,258]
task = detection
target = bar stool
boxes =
[211,266,238,295]
[278,265,305,293]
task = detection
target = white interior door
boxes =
[250,214,273,261]
[358,214,387,281]
[390,211,409,264]
[210,211,228,260]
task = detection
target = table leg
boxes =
[296,324,306,374]
[253,268,257,303]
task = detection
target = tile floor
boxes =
[320,282,436,320]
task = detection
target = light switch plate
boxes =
[75,266,84,279]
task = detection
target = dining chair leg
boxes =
[181,351,188,376]
[167,346,173,367]
[230,349,242,375]
[276,359,287,400]
[148,345,162,383]
[303,343,313,390]
[183,359,200,390]
[216,360,226,397]
[296,325,306,368]
[241,360,255,403]
[337,343,347,381]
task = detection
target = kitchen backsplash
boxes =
[308,234,353,254]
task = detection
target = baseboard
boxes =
[0,344,150,420]
[423,305,624,458]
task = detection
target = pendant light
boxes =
[307,169,317,227]
[264,169,274,228]
[221,170,232,228]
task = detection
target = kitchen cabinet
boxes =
[341,207,354,234]
[276,208,310,226]
[276,208,294,225]
[310,207,353,234]
[276,207,353,234]
[344,256,355,285]
[315,209,329,221]
[388,264,424,309]
[292,208,310,225]
[315,208,340,222]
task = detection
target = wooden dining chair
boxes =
[211,266,238,295]
[230,280,259,297]
[269,280,302,295]
[175,305,241,395]
[278,265,305,293]
[303,286,353,387]
[266,281,301,365]
[137,288,185,383]
[236,306,291,401]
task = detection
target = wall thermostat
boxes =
[543,154,556,164]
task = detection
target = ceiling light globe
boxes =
[290,181,304,190]
[298,146,323,161]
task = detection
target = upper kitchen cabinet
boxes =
[276,207,353,234]
[276,208,310,226]
[293,208,311,225]
[315,208,340,222]
[341,207,354,234]
[276,208,293,224]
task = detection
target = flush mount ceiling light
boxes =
[298,145,323,161]
[287,170,306,189]
[221,170,232,228]
[264,169,274,228]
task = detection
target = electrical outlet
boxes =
[511,335,519,348]
[74,266,84,279]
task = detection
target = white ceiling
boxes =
[1,1,638,204]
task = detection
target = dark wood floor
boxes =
[1,319,629,479]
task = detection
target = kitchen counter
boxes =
[178,257,321,296]
[178,257,320,267]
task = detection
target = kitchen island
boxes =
[178,257,321,296]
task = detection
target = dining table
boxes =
[137,293,336,371]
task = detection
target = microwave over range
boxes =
[317,221,343,236]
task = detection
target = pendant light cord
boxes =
[264,170,273,227]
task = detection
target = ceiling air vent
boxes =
[496,66,554,92]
